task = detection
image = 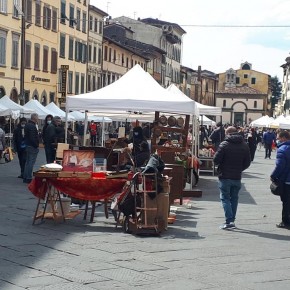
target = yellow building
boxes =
[216,62,271,125]
[0,0,22,102]
[57,0,89,107]
[23,0,59,105]
[87,5,108,92]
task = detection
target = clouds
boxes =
[91,0,290,80]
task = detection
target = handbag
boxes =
[270,181,282,196]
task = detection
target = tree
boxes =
[271,76,282,99]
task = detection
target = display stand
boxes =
[198,157,215,176]
[32,177,81,225]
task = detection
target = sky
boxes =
[91,0,290,81]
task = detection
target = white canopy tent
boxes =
[279,116,290,130]
[70,111,112,122]
[66,65,196,115]
[250,115,274,127]
[167,84,222,116]
[269,115,287,128]
[199,115,216,126]
[0,103,16,117]
[0,95,33,114]
[23,99,54,120]
[46,102,75,121]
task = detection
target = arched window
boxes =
[10,88,18,103]
[0,87,6,98]
[254,101,257,108]
[223,100,226,107]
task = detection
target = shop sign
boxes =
[31,75,50,82]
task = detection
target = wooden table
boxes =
[29,172,127,224]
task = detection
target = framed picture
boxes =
[62,150,94,172]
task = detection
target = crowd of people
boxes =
[1,114,290,230]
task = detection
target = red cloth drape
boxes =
[28,177,127,201]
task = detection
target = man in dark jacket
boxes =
[213,126,251,229]
[23,113,39,184]
[43,116,64,163]
[209,122,225,150]
[263,128,276,159]
[270,131,290,229]
[13,117,27,178]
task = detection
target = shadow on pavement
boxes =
[234,228,290,241]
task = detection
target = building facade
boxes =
[87,5,107,92]
[279,56,290,117]
[0,0,22,102]
[216,62,271,125]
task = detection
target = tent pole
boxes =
[84,111,88,146]
[65,106,68,143]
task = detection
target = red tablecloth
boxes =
[28,177,127,201]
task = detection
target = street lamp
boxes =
[19,0,26,105]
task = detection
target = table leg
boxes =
[90,201,96,222]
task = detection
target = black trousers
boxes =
[264,143,272,158]
[90,135,96,146]
[17,149,27,176]
[280,184,290,225]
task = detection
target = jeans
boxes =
[218,179,242,224]
[280,184,290,225]
[23,146,39,180]
[44,144,55,163]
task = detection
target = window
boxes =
[89,15,93,30]
[87,74,91,91]
[88,45,92,62]
[0,0,7,13]
[254,101,257,108]
[244,74,248,79]
[13,0,20,17]
[81,74,85,93]
[93,46,96,63]
[99,20,103,34]
[94,18,98,32]
[35,1,41,26]
[43,6,51,29]
[81,43,87,63]
[108,48,111,62]
[236,77,240,84]
[93,75,96,91]
[113,49,116,62]
[75,73,79,94]
[34,43,40,70]
[223,100,226,107]
[76,9,81,30]
[104,46,108,61]
[98,48,101,64]
[25,40,31,68]
[52,8,57,31]
[43,46,48,72]
[68,37,74,60]
[67,71,73,94]
[251,77,256,84]
[51,48,57,73]
[82,12,86,33]
[69,4,75,27]
[60,34,65,58]
[60,0,66,24]
[11,34,19,68]
[25,0,32,22]
[74,40,82,62]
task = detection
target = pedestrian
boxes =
[13,117,27,178]
[89,120,97,146]
[247,128,257,162]
[76,121,85,146]
[213,126,251,229]
[209,122,225,150]
[43,116,64,163]
[23,113,39,184]
[42,114,53,163]
[270,130,290,229]
[0,123,6,159]
[263,128,276,159]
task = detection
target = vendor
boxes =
[124,126,150,168]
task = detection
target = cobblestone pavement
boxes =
[0,148,290,290]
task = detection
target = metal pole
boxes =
[20,0,26,105]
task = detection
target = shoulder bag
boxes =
[270,181,283,196]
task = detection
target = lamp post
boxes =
[19,0,26,105]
